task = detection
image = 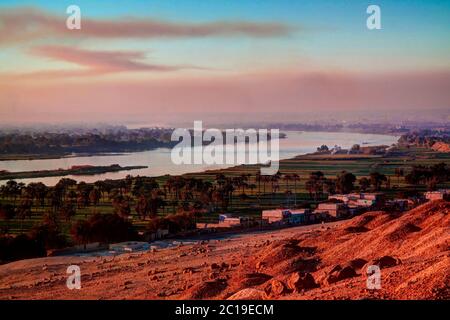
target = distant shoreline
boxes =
[0,152,130,162]
[0,130,393,162]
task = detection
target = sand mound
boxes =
[387,223,421,242]
[257,240,304,265]
[345,226,370,233]
[182,279,228,299]
[252,240,318,275]
[343,211,398,231]
[227,288,265,300]
[233,272,272,288]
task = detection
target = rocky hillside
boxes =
[0,201,448,300]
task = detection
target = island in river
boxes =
[0,164,148,181]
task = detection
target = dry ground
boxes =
[0,201,448,300]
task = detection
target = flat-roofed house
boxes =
[218,214,250,227]
[262,209,291,224]
[316,202,348,218]
[288,209,311,224]
[329,193,384,208]
[360,193,385,201]
[328,194,350,203]
[425,190,450,201]
[355,198,376,208]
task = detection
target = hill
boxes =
[0,201,448,300]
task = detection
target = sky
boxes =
[0,0,449,125]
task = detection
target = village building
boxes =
[288,209,311,224]
[424,189,450,201]
[328,192,384,209]
[262,209,291,224]
[218,214,250,227]
[386,199,415,211]
[314,202,348,219]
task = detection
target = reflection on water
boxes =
[0,131,398,186]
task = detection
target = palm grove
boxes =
[0,162,448,263]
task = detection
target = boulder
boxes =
[326,264,357,284]
[349,258,368,270]
[371,256,401,269]
[264,279,286,298]
[287,272,318,292]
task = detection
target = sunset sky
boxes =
[0,0,449,125]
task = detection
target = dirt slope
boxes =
[0,201,448,300]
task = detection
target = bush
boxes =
[71,213,138,245]
[0,234,46,264]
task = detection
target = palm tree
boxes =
[291,174,300,205]
[89,188,101,214]
[370,172,387,191]
[359,177,370,192]
[255,172,262,196]
[394,168,404,185]
[283,174,291,192]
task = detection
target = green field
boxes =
[1,146,449,238]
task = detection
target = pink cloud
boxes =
[0,7,293,46]
[2,45,204,79]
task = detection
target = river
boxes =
[0,131,398,186]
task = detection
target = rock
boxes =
[264,279,286,297]
[183,267,195,275]
[210,263,220,271]
[208,272,217,279]
[227,288,265,300]
[370,256,401,269]
[287,272,318,292]
[326,264,357,284]
[221,262,229,269]
[349,258,368,270]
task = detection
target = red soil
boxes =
[0,201,448,300]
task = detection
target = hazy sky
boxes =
[0,0,449,125]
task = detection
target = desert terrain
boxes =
[0,200,448,300]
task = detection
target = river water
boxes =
[0,131,398,186]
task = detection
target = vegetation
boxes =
[0,145,449,264]
[0,127,176,160]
